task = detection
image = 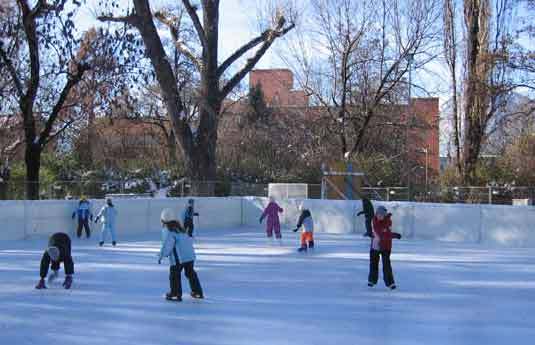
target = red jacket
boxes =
[372,215,394,251]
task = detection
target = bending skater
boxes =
[260,196,283,241]
[36,232,74,289]
[159,208,204,301]
[368,206,401,290]
[95,197,118,247]
[293,204,314,252]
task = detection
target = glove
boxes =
[71,213,75,220]
[158,258,162,265]
[292,228,299,232]
[90,215,94,221]
[63,275,73,289]
[259,218,263,224]
[194,213,199,217]
[35,278,46,289]
[94,217,99,224]
[392,232,402,239]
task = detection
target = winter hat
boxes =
[47,246,60,261]
[106,197,113,205]
[188,199,194,205]
[160,208,177,223]
[376,206,387,216]
[298,203,304,211]
[269,196,275,203]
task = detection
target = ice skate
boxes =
[190,292,204,299]
[165,292,182,302]
[62,275,73,289]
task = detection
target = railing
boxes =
[0,179,533,205]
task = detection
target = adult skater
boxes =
[95,197,118,247]
[293,204,314,252]
[259,196,283,241]
[181,199,199,237]
[357,197,374,237]
[368,206,401,290]
[36,232,74,289]
[72,197,93,238]
[159,208,204,301]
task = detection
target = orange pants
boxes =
[300,232,314,246]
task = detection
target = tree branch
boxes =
[97,14,141,27]
[0,46,24,98]
[181,0,207,50]
[39,63,90,146]
[220,22,295,98]
[217,31,270,77]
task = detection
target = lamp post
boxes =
[419,147,429,200]
[405,53,415,200]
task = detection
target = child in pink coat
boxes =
[259,197,283,239]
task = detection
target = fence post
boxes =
[488,187,492,204]
[386,188,390,201]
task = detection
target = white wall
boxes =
[1,197,535,247]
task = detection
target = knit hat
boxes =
[188,199,194,205]
[160,208,177,223]
[376,206,387,216]
[47,246,60,261]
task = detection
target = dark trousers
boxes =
[184,219,194,237]
[77,219,91,238]
[178,261,203,297]
[368,250,395,286]
[364,217,373,236]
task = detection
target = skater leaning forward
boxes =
[159,208,204,302]
[36,232,74,289]
[293,204,314,252]
[367,206,401,290]
[260,196,283,240]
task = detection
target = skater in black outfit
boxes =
[357,197,374,237]
[181,199,199,237]
[36,232,74,289]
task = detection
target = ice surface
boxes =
[1,227,534,345]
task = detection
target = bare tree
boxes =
[282,0,441,163]
[98,0,296,191]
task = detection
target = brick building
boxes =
[243,69,440,177]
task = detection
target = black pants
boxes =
[368,250,395,287]
[176,261,203,297]
[184,219,194,237]
[77,219,91,238]
[364,217,372,236]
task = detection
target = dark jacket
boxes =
[357,198,374,218]
[39,232,74,278]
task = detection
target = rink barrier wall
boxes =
[1,198,534,247]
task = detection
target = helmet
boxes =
[160,208,177,223]
[47,246,60,261]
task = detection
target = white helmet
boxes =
[160,208,177,223]
[47,246,60,261]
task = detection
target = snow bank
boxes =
[1,197,534,247]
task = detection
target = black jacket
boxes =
[357,198,374,218]
[39,232,74,278]
[296,209,312,229]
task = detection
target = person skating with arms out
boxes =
[293,204,314,252]
[368,206,401,290]
[36,232,74,290]
[95,197,118,247]
[260,196,283,243]
[159,208,204,301]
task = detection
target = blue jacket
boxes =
[72,201,93,221]
[159,229,196,265]
[181,205,198,225]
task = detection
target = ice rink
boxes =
[1,228,534,345]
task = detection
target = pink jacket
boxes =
[260,202,283,222]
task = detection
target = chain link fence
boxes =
[0,179,533,205]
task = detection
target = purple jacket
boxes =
[260,202,283,223]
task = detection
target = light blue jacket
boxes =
[159,229,196,265]
[97,205,117,225]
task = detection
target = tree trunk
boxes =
[25,143,41,200]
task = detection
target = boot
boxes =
[297,245,307,252]
[190,292,204,299]
[63,275,73,289]
[112,241,116,246]
[99,241,104,247]
[35,278,47,289]
[166,292,182,301]
[308,240,314,249]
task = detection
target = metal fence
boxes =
[1,180,533,205]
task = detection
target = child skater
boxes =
[368,205,401,290]
[293,203,314,252]
[72,197,93,239]
[95,197,118,247]
[181,199,199,237]
[36,232,74,290]
[259,196,283,242]
[159,208,204,301]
